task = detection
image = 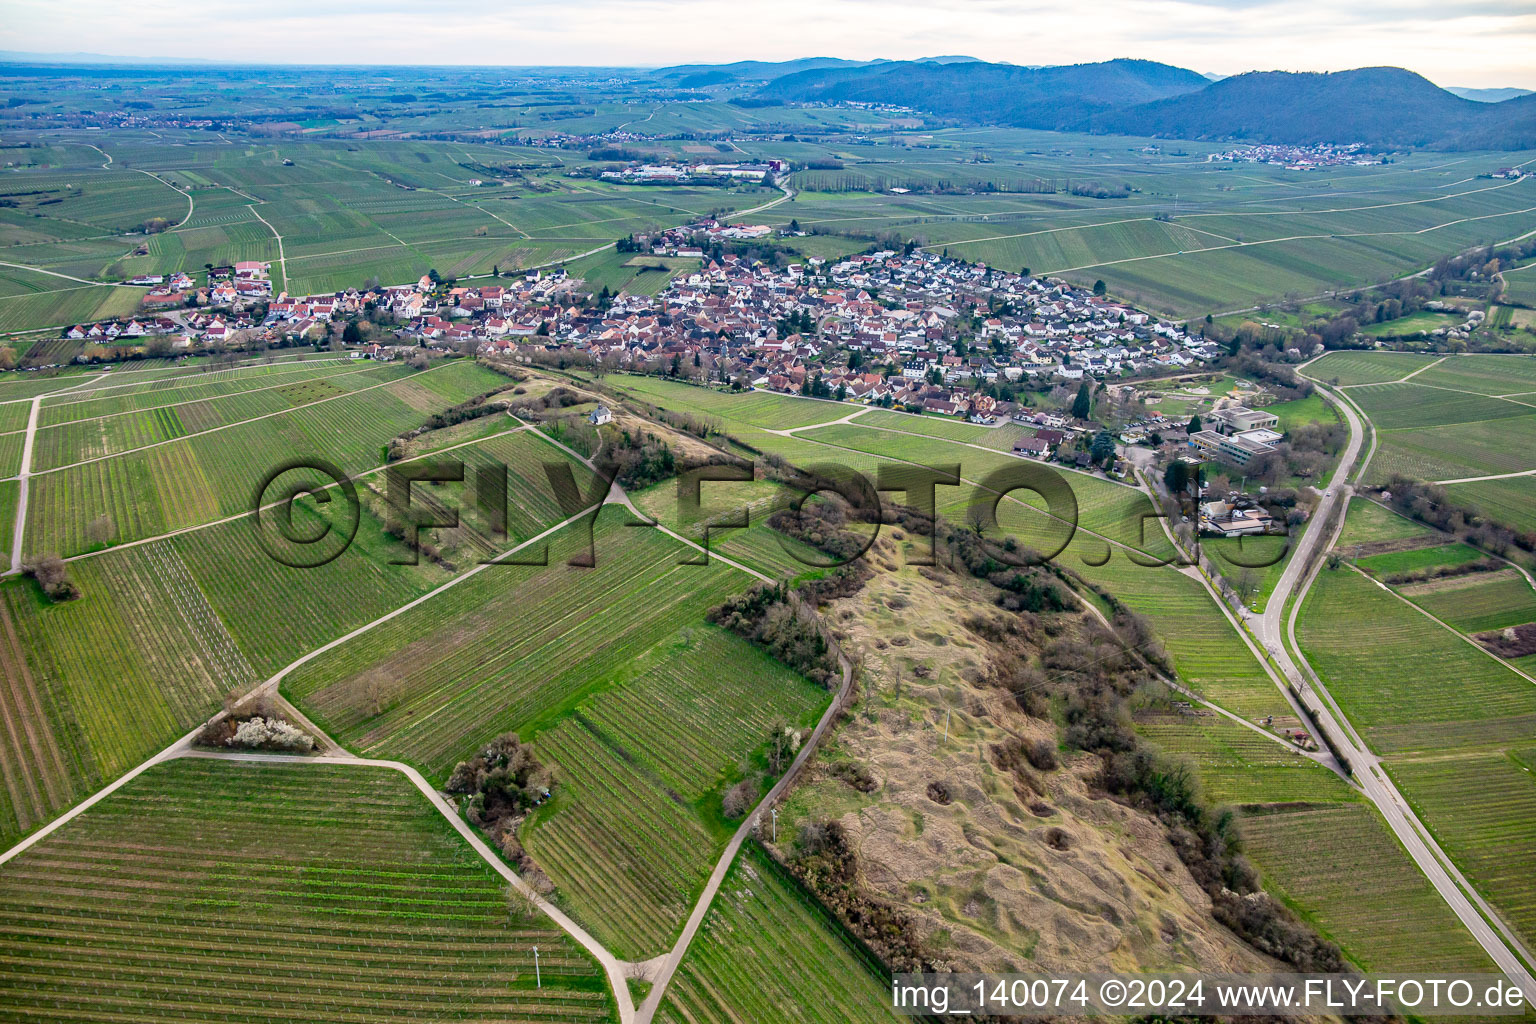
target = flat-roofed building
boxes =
[1210,405,1279,434]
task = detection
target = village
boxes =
[58,222,1328,536]
[1205,142,1385,169]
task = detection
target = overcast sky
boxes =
[10,0,1536,88]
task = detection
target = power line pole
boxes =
[533,946,541,989]
[770,807,779,844]
[942,707,951,745]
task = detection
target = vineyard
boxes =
[1341,378,1536,485]
[1133,712,1343,806]
[0,423,592,853]
[1349,382,1531,432]
[1400,571,1536,635]
[1297,568,1536,754]
[1445,474,1536,535]
[526,627,826,957]
[0,541,256,850]
[526,716,718,958]
[1410,354,1536,396]
[34,356,366,424]
[283,510,754,780]
[28,362,407,470]
[750,420,1172,564]
[0,758,613,1023]
[577,628,826,803]
[1239,803,1498,973]
[1387,750,1536,958]
[1356,542,1486,577]
[855,408,1035,450]
[1305,351,1440,386]
[654,842,898,1024]
[21,359,511,558]
[1069,537,1291,724]
[602,375,855,431]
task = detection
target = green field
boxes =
[565,249,699,296]
[1388,750,1536,958]
[1267,392,1339,433]
[0,758,614,1023]
[1356,541,1487,576]
[284,511,747,774]
[1328,357,1536,485]
[605,375,857,431]
[654,842,897,1024]
[1134,712,1346,805]
[0,422,579,852]
[1410,354,1536,396]
[1505,262,1536,307]
[1358,310,1461,338]
[1066,538,1291,725]
[22,358,509,558]
[523,628,828,958]
[1445,474,1536,534]
[1305,351,1442,386]
[3,89,1535,1013]
[1240,802,1497,973]
[1400,571,1536,634]
[0,135,751,336]
[1297,567,1536,753]
[1335,497,1437,548]
[619,383,1289,734]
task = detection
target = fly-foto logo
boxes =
[249,456,1289,572]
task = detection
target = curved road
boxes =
[1259,359,1536,996]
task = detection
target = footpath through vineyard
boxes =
[0,421,857,1024]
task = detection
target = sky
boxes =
[9,0,1536,88]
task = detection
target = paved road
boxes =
[1257,361,1536,997]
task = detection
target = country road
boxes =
[1260,358,1536,997]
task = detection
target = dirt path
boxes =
[1432,467,1536,485]
[19,360,457,480]
[9,373,102,570]
[247,203,287,293]
[634,647,854,1024]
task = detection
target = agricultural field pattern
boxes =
[1,51,1536,1024]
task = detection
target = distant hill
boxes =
[1086,67,1536,149]
[1447,86,1533,103]
[747,57,1536,150]
[653,57,874,83]
[657,54,985,86]
[759,58,1209,129]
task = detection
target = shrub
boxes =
[228,716,315,753]
[1024,738,1059,771]
[787,820,935,972]
[722,778,759,819]
[24,555,80,602]
[447,732,551,833]
[707,584,840,687]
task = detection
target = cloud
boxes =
[8,0,1535,87]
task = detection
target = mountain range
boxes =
[735,58,1536,151]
